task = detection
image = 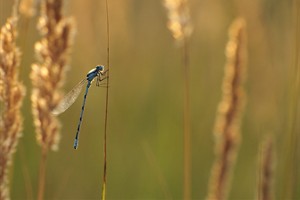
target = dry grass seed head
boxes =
[207,18,247,200]
[31,0,75,151]
[0,8,25,200]
[164,0,193,44]
[19,0,36,17]
[257,136,275,200]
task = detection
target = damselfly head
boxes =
[96,65,104,72]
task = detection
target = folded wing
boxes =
[52,79,87,115]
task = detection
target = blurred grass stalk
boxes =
[163,0,193,199]
[257,136,275,200]
[30,0,75,199]
[282,0,300,198]
[0,1,25,199]
[19,0,36,18]
[207,18,247,200]
[143,142,172,199]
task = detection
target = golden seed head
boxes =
[19,0,36,17]
[0,7,25,200]
[207,18,247,200]
[31,0,75,151]
[164,0,193,44]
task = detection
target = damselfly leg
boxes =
[96,69,109,86]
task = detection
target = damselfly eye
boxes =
[96,65,104,72]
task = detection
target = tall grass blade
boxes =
[282,0,300,198]
[163,0,193,198]
[101,0,110,199]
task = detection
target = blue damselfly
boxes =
[52,65,107,149]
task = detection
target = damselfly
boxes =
[52,65,107,149]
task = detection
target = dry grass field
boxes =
[0,0,299,199]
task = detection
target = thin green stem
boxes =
[182,38,191,200]
[282,0,300,199]
[101,0,110,199]
[37,148,47,200]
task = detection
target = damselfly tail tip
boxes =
[74,139,78,149]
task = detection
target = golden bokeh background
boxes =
[0,0,299,199]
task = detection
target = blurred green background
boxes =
[1,0,299,199]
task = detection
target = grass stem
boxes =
[282,0,300,198]
[182,37,191,200]
[37,149,47,200]
[101,0,110,199]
